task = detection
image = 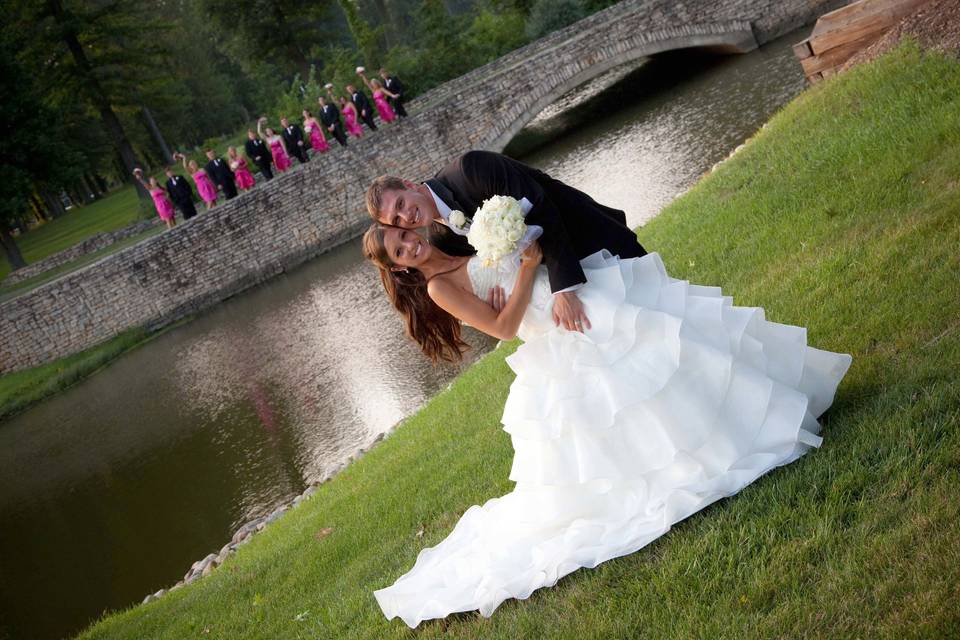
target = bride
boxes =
[363,224,852,627]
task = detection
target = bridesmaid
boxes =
[133,168,176,229]
[227,146,255,191]
[177,152,217,210]
[359,71,397,123]
[339,96,364,138]
[257,117,292,172]
[301,109,330,154]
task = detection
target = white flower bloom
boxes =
[467,195,528,267]
[449,210,467,229]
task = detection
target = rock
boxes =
[143,594,155,604]
[220,542,234,557]
[374,432,385,442]
[265,506,288,524]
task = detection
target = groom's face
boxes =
[376,182,437,229]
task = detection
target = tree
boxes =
[0,30,82,270]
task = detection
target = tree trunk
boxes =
[92,173,108,193]
[47,0,151,203]
[0,226,27,271]
[82,173,101,199]
[40,188,67,219]
[142,106,173,165]
[29,193,49,222]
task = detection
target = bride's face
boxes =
[383,227,431,269]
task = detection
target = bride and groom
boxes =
[363,150,852,627]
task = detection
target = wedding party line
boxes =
[134,68,407,229]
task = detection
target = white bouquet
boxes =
[467,195,538,267]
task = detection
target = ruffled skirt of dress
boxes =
[374,252,852,628]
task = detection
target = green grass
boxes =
[0,327,158,422]
[0,186,142,281]
[77,42,959,639]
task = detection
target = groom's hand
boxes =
[553,291,591,333]
[487,286,506,313]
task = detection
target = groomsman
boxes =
[380,68,407,118]
[163,166,198,220]
[245,129,273,180]
[280,117,309,164]
[346,84,377,131]
[318,96,348,147]
[204,150,237,199]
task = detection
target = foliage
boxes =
[464,8,529,65]
[525,0,586,39]
[72,44,960,640]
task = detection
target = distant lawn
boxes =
[72,42,959,639]
[0,186,143,281]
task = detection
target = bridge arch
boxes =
[481,23,759,152]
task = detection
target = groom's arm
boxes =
[460,151,586,293]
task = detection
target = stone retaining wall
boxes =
[2,218,159,287]
[0,0,848,374]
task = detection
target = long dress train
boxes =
[374,251,852,627]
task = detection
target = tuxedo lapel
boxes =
[425,178,467,214]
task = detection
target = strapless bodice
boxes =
[466,257,555,340]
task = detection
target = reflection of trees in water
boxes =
[172,250,494,495]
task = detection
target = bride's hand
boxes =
[520,241,542,267]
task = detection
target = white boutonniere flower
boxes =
[448,209,468,231]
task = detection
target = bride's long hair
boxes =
[362,225,469,364]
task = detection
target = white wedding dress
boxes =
[374,251,852,627]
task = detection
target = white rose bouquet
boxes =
[467,195,536,267]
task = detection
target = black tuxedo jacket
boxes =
[320,104,342,128]
[351,91,372,117]
[425,150,646,292]
[205,158,234,187]
[245,138,271,165]
[384,76,404,98]
[165,174,194,204]
[281,125,305,151]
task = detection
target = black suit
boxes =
[320,103,347,147]
[351,91,377,130]
[205,157,237,199]
[384,75,407,117]
[165,174,197,220]
[426,150,646,293]
[245,138,273,180]
[281,124,309,164]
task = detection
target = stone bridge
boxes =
[0,0,846,373]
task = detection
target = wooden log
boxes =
[801,32,882,75]
[810,0,907,38]
[793,39,814,60]
[809,72,825,83]
[809,11,898,55]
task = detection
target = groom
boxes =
[365,150,646,331]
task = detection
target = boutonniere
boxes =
[448,209,469,231]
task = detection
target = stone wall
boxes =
[2,219,159,287]
[0,0,849,374]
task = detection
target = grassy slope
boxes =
[79,43,959,639]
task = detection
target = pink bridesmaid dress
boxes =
[306,122,330,152]
[343,106,363,138]
[232,157,255,189]
[192,170,218,206]
[373,90,396,123]
[269,138,292,171]
[150,188,175,221]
